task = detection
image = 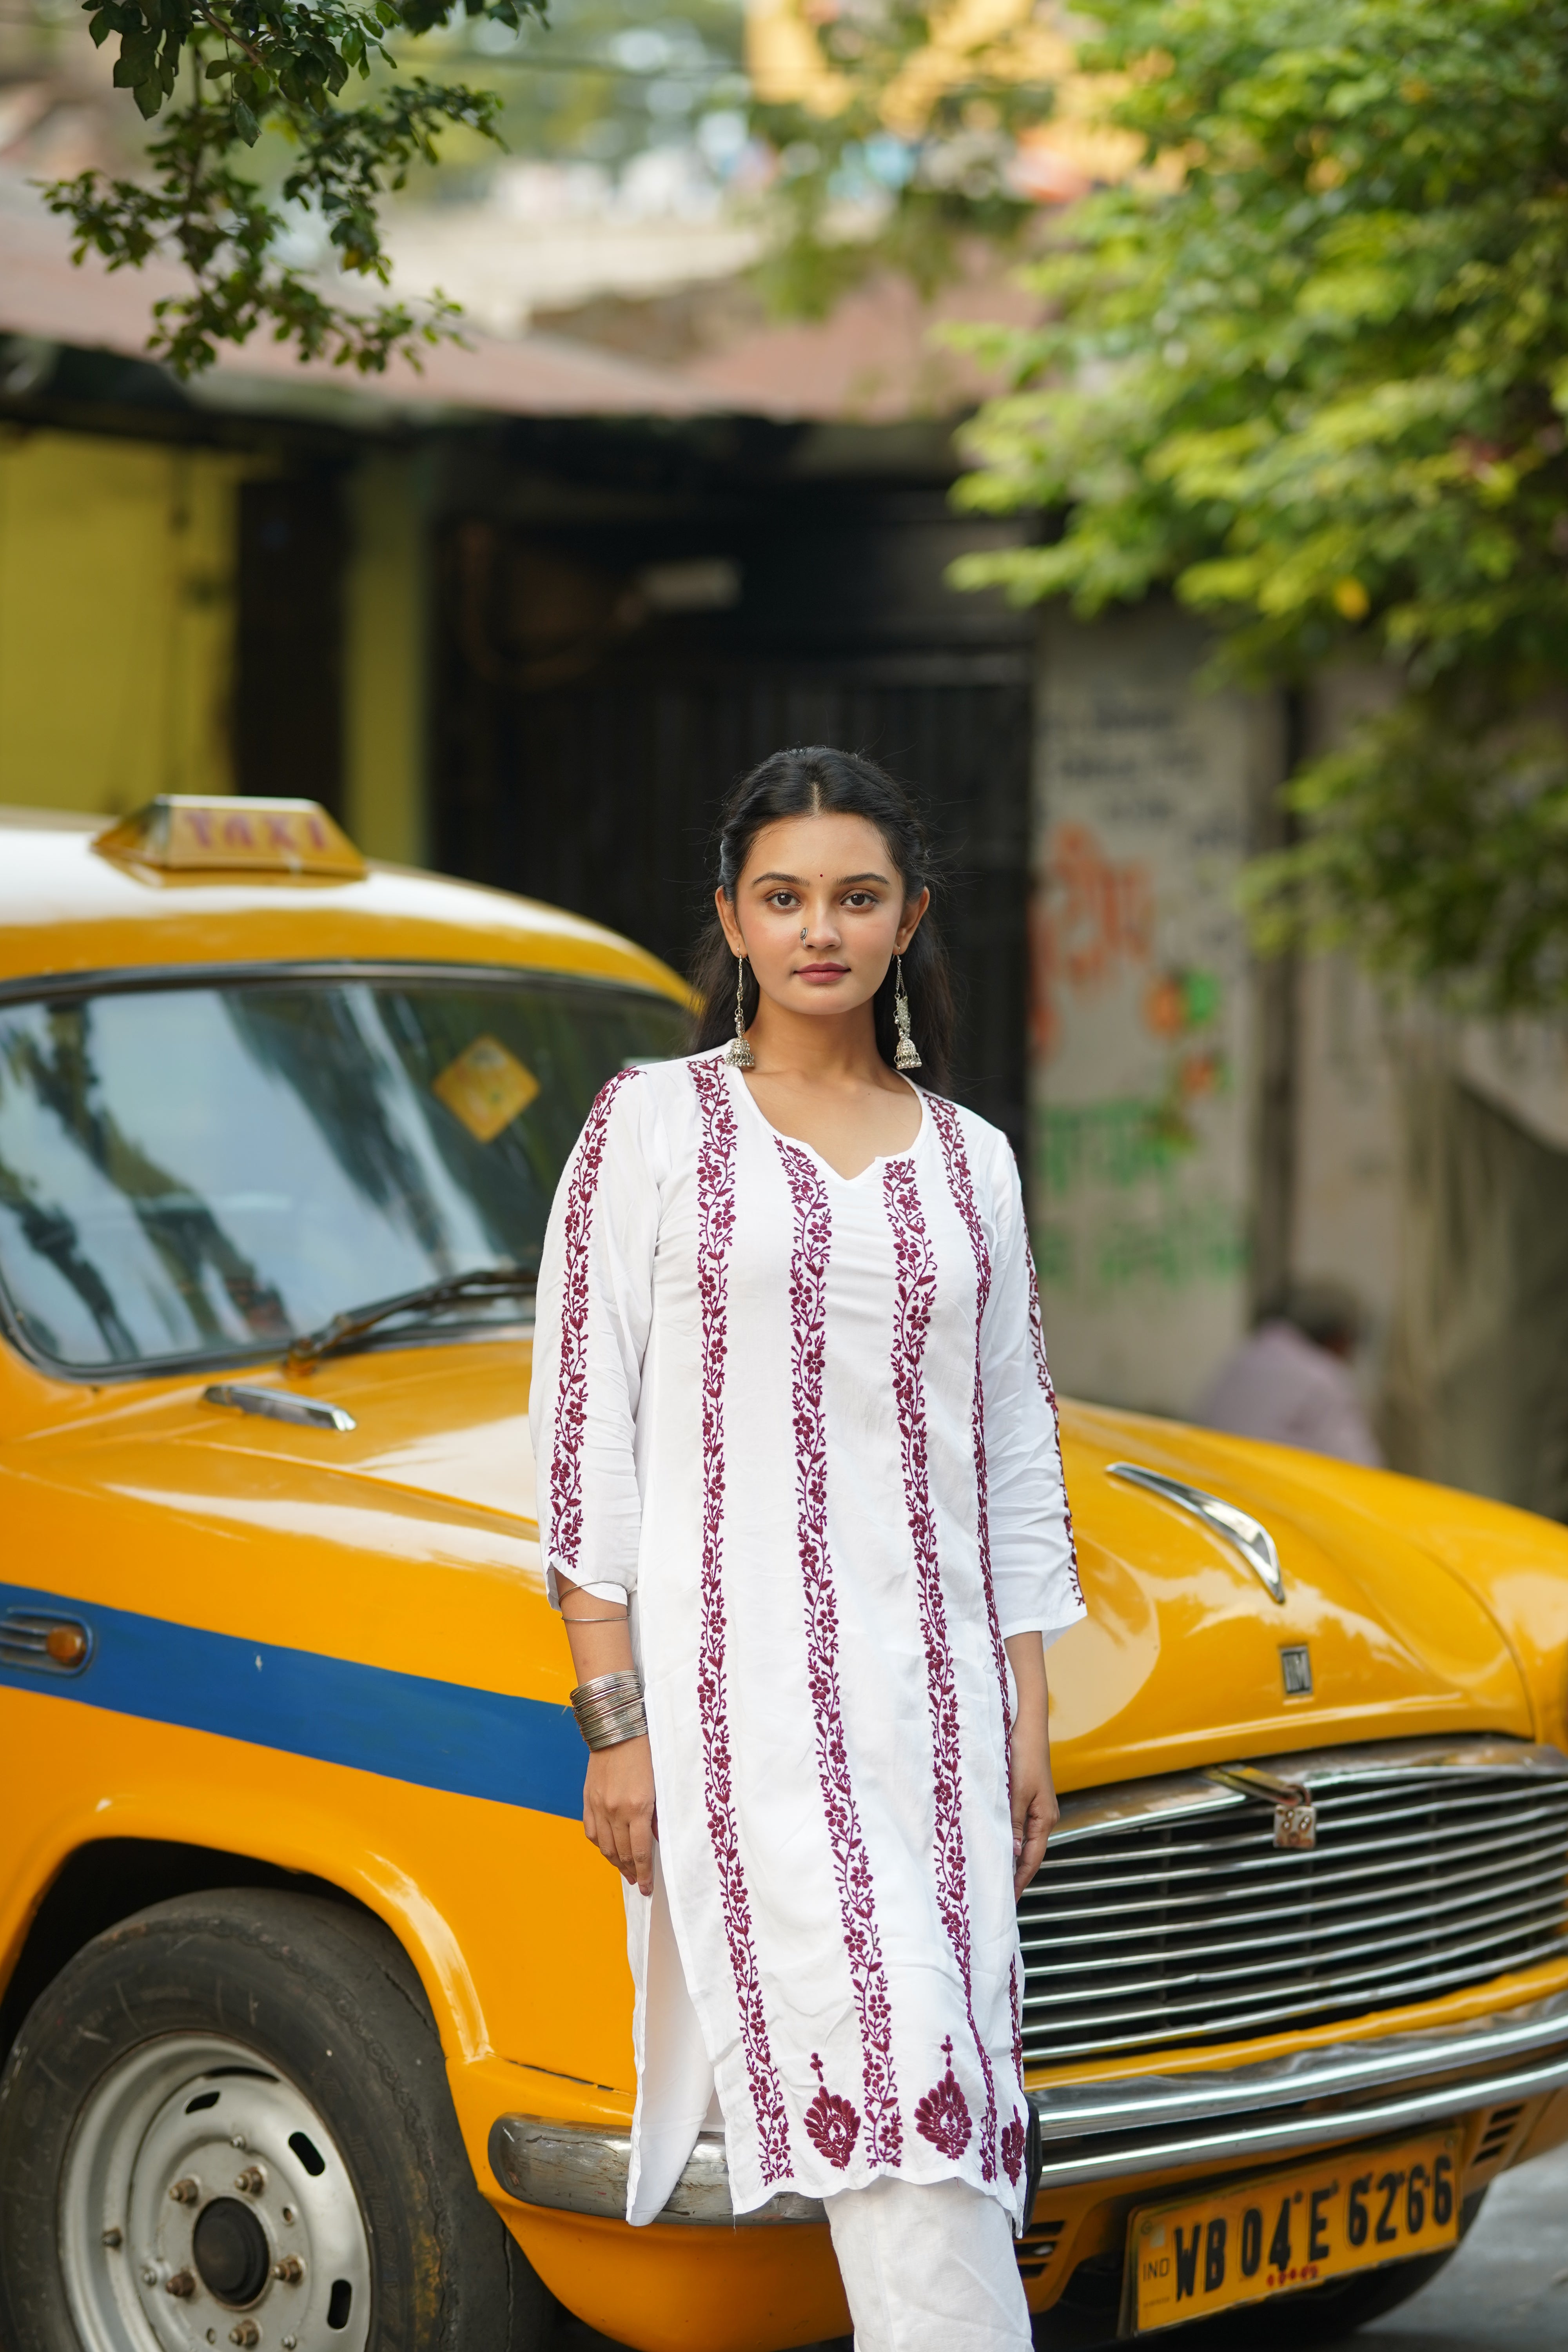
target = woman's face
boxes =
[716,811,929,1023]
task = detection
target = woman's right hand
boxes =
[556,1573,655,1895]
[584,1735,657,1894]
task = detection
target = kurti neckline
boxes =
[721,1054,927,1186]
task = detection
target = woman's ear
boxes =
[715,886,746,957]
[895,887,931,954]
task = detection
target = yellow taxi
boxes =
[2,799,1567,2352]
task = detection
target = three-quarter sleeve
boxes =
[530,1068,664,1607]
[979,1136,1085,1647]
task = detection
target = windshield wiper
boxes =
[285,1265,536,1373]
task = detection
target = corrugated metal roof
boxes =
[0,183,715,423]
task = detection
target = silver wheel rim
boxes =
[60,2033,373,2352]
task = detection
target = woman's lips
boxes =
[796,963,850,980]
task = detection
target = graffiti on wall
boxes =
[1031,612,1257,1414]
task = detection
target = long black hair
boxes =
[690,747,957,1093]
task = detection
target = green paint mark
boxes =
[1033,1221,1074,1287]
[1036,1099,1183,1199]
[1093,1199,1247,1293]
[1180,968,1221,1028]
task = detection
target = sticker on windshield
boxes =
[432,1037,541,1142]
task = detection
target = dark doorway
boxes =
[234,476,346,813]
[432,479,1033,1148]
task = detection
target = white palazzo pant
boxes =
[626,1860,1033,2348]
[824,2178,1033,2352]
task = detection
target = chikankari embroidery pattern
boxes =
[915,2036,974,2161]
[928,1095,1014,1754]
[1027,1248,1083,1607]
[692,1058,792,2182]
[885,1155,1000,2182]
[777,1138,903,2169]
[532,1057,1084,2227]
[548,1065,641,1584]
[804,2053,862,2172]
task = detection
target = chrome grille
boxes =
[1019,1740,1568,2069]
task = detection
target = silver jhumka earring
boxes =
[893,955,922,1072]
[725,955,755,1069]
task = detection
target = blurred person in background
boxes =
[1200,1281,1383,1467]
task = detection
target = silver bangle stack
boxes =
[570,1670,648,1751]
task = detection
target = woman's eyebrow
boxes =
[750,869,892,886]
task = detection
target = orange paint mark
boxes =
[1144,975,1185,1038]
[1031,822,1155,1058]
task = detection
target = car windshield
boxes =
[0,969,688,1374]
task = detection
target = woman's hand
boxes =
[558,1575,659,1896]
[584,1737,658,1895]
[1004,1632,1058,1898]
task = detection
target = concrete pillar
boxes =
[1028,603,1278,1418]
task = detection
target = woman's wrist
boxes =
[571,1670,648,1750]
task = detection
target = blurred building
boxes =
[1026,608,1568,1523]
[4,4,1568,1520]
[0,156,1042,1168]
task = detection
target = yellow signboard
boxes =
[1129,2129,1462,2333]
[95,797,366,877]
[432,1036,541,1142]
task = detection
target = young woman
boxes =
[530,748,1083,2350]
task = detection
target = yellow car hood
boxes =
[1054,1401,1534,1783]
[27,1339,543,1527]
[18,1350,1536,1786]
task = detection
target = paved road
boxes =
[557,2140,1568,2352]
[1353,2139,1568,2352]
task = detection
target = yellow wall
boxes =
[0,428,247,816]
[344,448,428,867]
[0,425,429,862]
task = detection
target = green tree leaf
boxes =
[921,0,1568,1011]
[44,0,545,374]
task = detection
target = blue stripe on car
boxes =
[0,1581,584,1818]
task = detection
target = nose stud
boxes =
[800,927,808,941]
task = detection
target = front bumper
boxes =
[1031,1982,1568,2187]
[490,1985,1568,2225]
[488,2115,826,2225]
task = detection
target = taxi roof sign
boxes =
[94,797,367,878]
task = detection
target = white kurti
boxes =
[530,1049,1083,2230]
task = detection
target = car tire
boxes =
[0,1887,555,2352]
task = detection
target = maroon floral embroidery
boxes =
[1010,1955,1025,2092]
[915,2037,973,2161]
[1000,2111,1026,2187]
[549,1066,641,1583]
[1026,1247,1083,1606]
[927,1096,1013,1760]
[692,1058,793,2184]
[884,1158,999,2181]
[777,1140,902,2169]
[804,2053,862,2172]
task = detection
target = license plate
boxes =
[1127,2129,1462,2333]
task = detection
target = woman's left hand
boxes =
[1004,1632,1058,1898]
